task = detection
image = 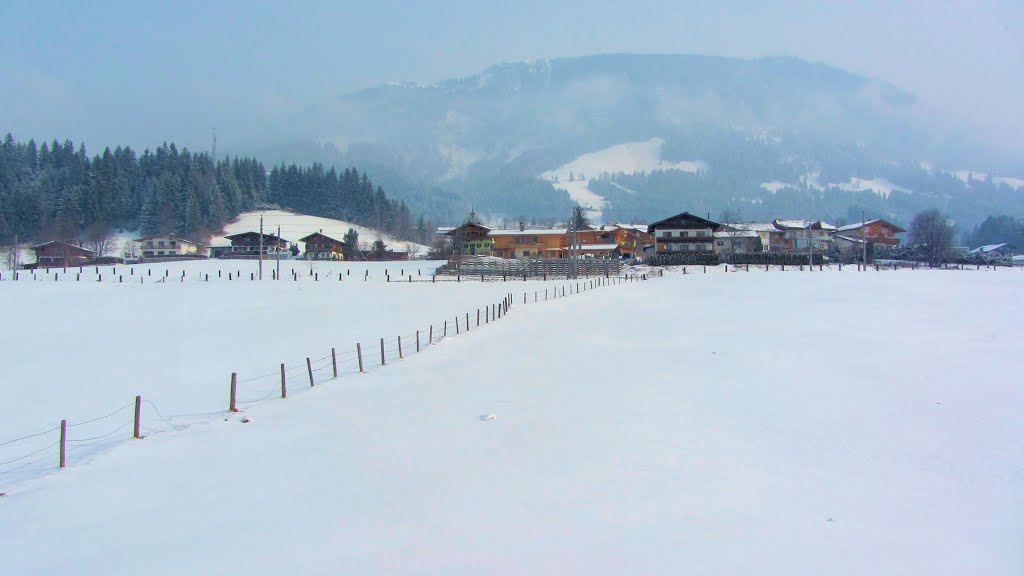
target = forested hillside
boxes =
[0,135,430,247]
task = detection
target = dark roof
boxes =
[299,232,343,243]
[32,240,96,255]
[647,212,721,233]
[445,221,492,236]
[224,231,289,243]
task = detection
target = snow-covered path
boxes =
[1,270,1022,575]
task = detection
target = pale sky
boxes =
[1,0,1021,157]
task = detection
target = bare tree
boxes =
[84,222,118,257]
[909,209,956,266]
[122,239,139,260]
[718,208,743,224]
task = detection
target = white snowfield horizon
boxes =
[2,267,1022,575]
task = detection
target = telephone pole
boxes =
[258,215,264,280]
[276,225,282,280]
[861,211,868,269]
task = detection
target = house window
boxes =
[158,241,165,246]
[147,241,154,247]
[170,241,177,247]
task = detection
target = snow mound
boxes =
[540,138,705,182]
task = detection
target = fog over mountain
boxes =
[245,54,1024,229]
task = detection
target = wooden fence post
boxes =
[398,336,403,359]
[331,348,338,378]
[230,373,238,412]
[357,344,364,372]
[444,320,448,338]
[428,325,433,345]
[59,419,67,468]
[307,357,314,387]
[455,316,460,335]
[380,338,386,365]
[280,363,287,398]
[416,330,420,352]
[133,395,142,439]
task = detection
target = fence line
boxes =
[0,273,649,489]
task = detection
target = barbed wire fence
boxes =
[0,272,651,491]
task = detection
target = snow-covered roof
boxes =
[579,244,620,251]
[487,229,567,236]
[713,231,759,238]
[835,235,867,244]
[772,219,836,231]
[836,219,906,233]
[724,223,779,233]
[968,243,1009,254]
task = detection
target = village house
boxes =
[223,232,289,255]
[299,232,345,261]
[32,241,96,268]
[835,219,905,246]
[720,223,784,252]
[772,219,837,252]
[488,228,569,259]
[648,212,720,254]
[712,229,762,256]
[833,234,869,260]
[594,224,653,258]
[135,235,207,258]
[445,221,494,256]
[968,243,1014,260]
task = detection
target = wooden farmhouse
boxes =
[648,212,720,254]
[32,241,96,268]
[223,232,289,255]
[299,232,345,261]
[835,219,905,246]
[445,221,494,256]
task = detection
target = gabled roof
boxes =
[722,222,781,233]
[487,228,567,236]
[837,219,907,233]
[713,230,759,238]
[773,219,837,231]
[224,231,289,243]
[299,232,343,244]
[648,212,720,233]
[835,234,867,244]
[32,240,96,255]
[445,221,492,236]
[32,238,96,254]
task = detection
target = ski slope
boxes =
[2,268,1022,575]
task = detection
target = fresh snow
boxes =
[214,210,429,255]
[541,138,706,222]
[1,268,1022,575]
[834,177,910,199]
[760,181,796,193]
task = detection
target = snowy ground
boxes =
[2,267,1022,575]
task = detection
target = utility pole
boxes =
[861,211,868,270]
[277,224,281,280]
[258,214,264,280]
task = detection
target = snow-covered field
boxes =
[2,267,1022,575]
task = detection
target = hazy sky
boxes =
[2,0,1021,157]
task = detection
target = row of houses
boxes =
[649,212,905,257]
[443,219,653,259]
[27,230,405,268]
[441,212,906,261]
